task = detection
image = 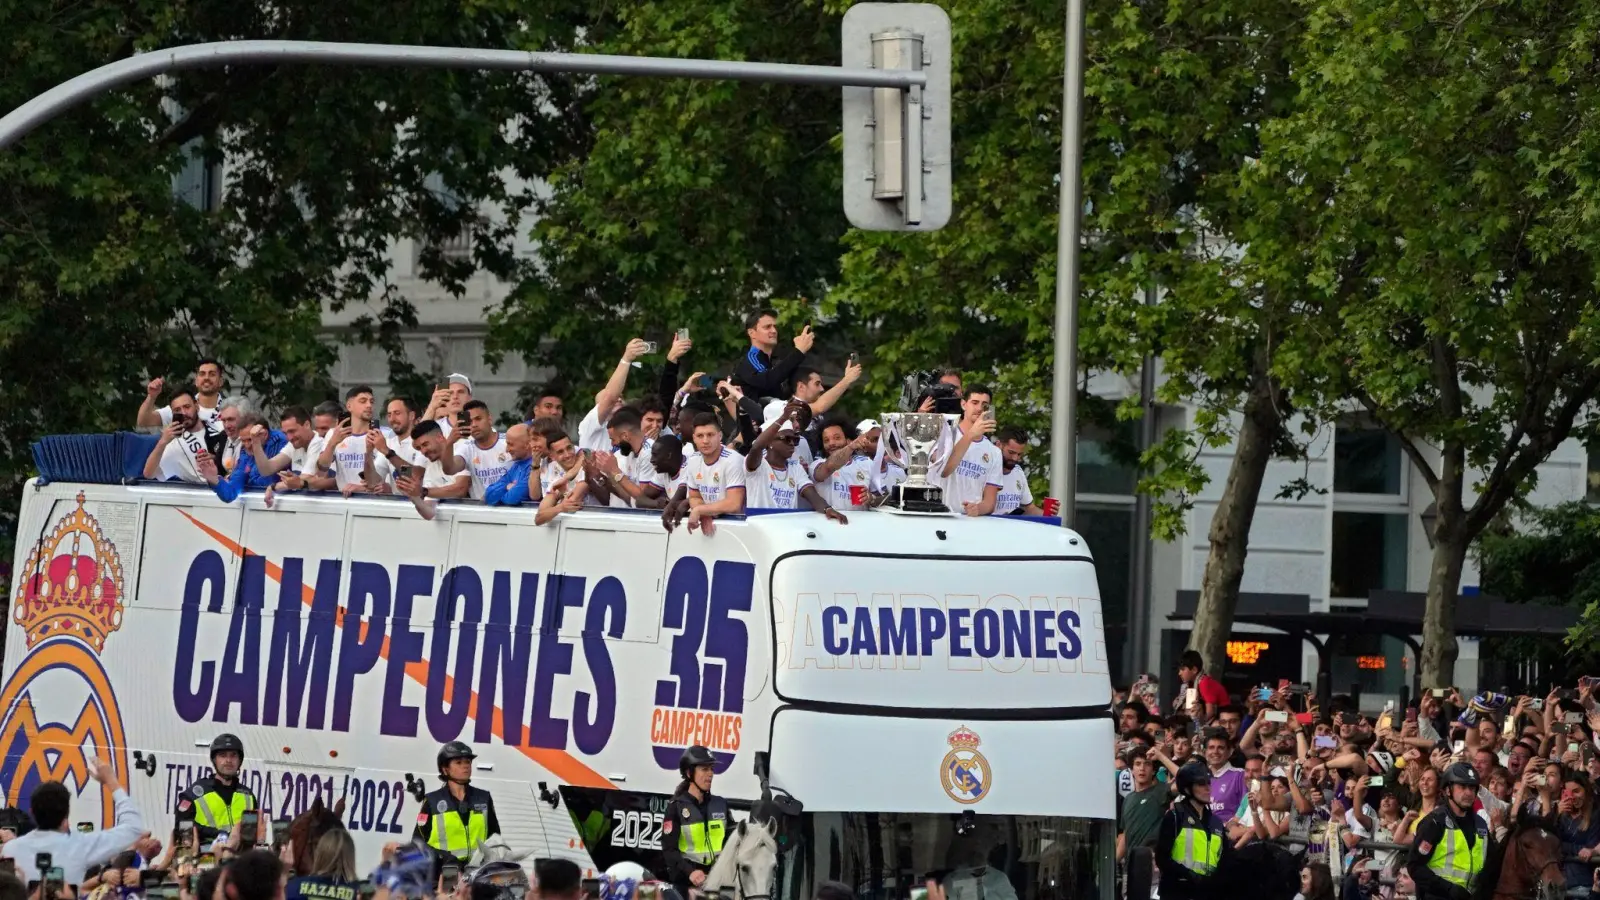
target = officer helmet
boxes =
[1441,762,1479,789]
[209,733,245,764]
[679,745,717,775]
[438,741,477,773]
[1175,762,1212,795]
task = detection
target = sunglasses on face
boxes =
[777,435,800,445]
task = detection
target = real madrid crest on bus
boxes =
[940,726,990,805]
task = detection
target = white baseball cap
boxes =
[856,418,883,434]
[448,373,473,394]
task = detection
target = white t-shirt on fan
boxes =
[685,448,747,509]
[454,434,511,501]
[746,456,812,510]
[157,427,213,484]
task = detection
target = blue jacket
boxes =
[212,430,288,503]
[484,455,535,506]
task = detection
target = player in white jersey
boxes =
[440,401,512,501]
[535,431,591,525]
[993,427,1044,516]
[588,406,662,508]
[380,397,426,466]
[140,387,218,484]
[934,384,1002,516]
[744,403,848,522]
[674,411,746,535]
[812,421,877,513]
[314,386,394,495]
[392,421,471,520]
[135,359,225,431]
[420,373,474,441]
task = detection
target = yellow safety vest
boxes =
[677,796,728,865]
[1427,819,1487,888]
[425,799,489,861]
[1169,820,1221,876]
[194,788,255,832]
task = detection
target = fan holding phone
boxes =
[0,754,148,890]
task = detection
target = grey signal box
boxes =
[841,3,952,232]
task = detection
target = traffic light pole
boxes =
[0,39,928,150]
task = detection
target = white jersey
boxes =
[422,459,460,491]
[540,459,590,503]
[454,434,511,501]
[157,401,219,428]
[938,436,1003,512]
[745,456,813,510]
[433,417,456,440]
[618,440,660,507]
[379,429,426,466]
[578,407,612,452]
[994,464,1034,516]
[649,461,686,499]
[686,448,747,508]
[300,432,333,478]
[814,454,874,511]
[156,427,212,484]
[324,433,393,491]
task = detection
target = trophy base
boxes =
[881,483,954,516]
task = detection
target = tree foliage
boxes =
[1251,0,1600,686]
[0,0,592,579]
[1476,503,1600,678]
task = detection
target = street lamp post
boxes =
[1048,0,1087,529]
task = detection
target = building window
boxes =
[1076,502,1133,681]
[1078,422,1137,496]
[1334,420,1403,495]
[1330,512,1408,600]
[172,140,221,212]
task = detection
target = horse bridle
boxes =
[732,863,774,900]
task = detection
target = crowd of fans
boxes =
[135,313,1046,527]
[1115,649,1600,899]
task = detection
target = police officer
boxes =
[413,741,501,867]
[660,746,729,897]
[1154,762,1225,900]
[1406,763,1490,900]
[175,733,260,846]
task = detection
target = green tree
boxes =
[0,0,591,590]
[1251,0,1600,687]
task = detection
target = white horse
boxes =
[702,819,780,900]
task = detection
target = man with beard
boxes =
[636,433,686,511]
[744,403,846,522]
[811,420,876,512]
[588,406,659,508]
[394,421,471,520]
[142,386,223,484]
[315,385,392,496]
[441,400,510,501]
[993,427,1043,516]
[137,358,225,429]
[382,397,424,465]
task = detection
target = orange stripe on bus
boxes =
[180,511,615,790]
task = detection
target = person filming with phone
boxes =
[0,755,145,892]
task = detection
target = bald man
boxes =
[484,424,537,506]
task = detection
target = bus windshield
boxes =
[775,813,1107,900]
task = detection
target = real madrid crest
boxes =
[940,725,990,805]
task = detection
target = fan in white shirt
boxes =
[314,387,393,495]
[812,421,878,512]
[934,386,1002,516]
[392,420,472,521]
[135,360,225,431]
[587,405,665,508]
[993,428,1044,516]
[744,405,848,522]
[141,391,217,484]
[536,432,592,526]
[438,402,510,501]
[670,412,747,535]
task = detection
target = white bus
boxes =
[2,480,1114,900]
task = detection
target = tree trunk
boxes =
[1189,363,1287,676]
[1420,455,1468,689]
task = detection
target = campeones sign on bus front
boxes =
[0,487,1109,860]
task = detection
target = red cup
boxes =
[848,484,867,506]
[1041,497,1061,517]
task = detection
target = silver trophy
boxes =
[882,412,958,514]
